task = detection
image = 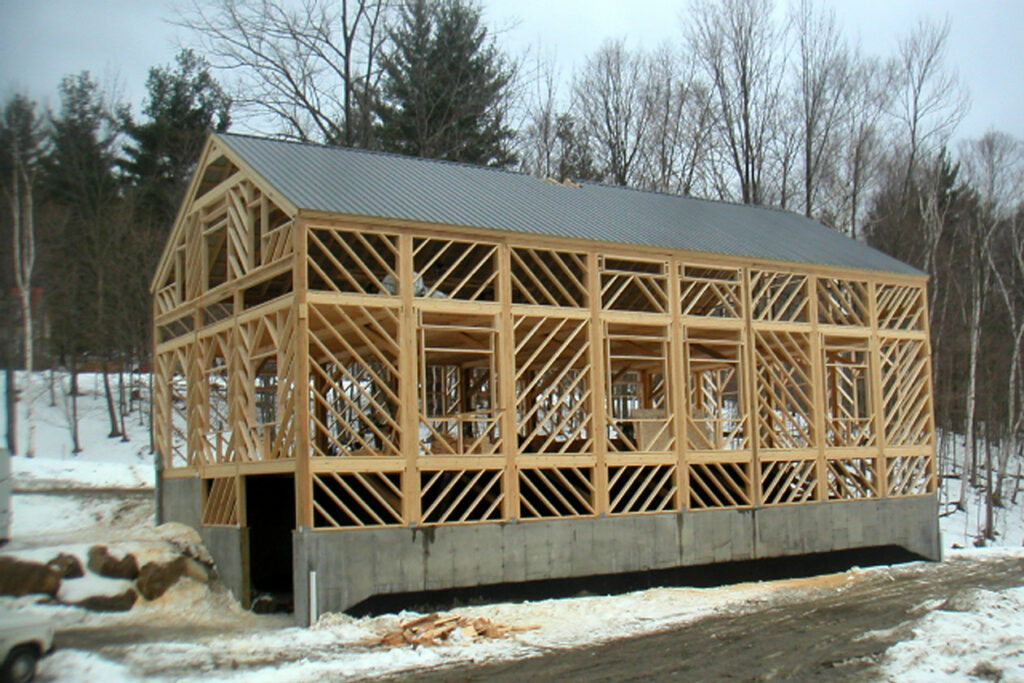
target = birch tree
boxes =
[954,132,1021,513]
[959,132,1024,520]
[1,95,45,457]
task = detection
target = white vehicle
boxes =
[0,615,55,683]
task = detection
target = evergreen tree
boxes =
[41,72,124,441]
[375,0,516,167]
[121,49,231,227]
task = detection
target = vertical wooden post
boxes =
[293,217,313,529]
[808,276,828,502]
[587,252,609,515]
[668,260,689,511]
[496,242,518,520]
[867,281,888,497]
[398,233,421,525]
[919,283,938,491]
[742,267,761,507]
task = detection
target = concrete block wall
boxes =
[160,476,201,530]
[293,494,940,624]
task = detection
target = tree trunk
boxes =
[993,436,1010,509]
[984,432,993,540]
[958,272,983,511]
[4,367,15,455]
[102,359,122,438]
[1012,460,1022,505]
[69,361,81,454]
[118,365,128,442]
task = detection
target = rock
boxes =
[47,553,84,579]
[182,557,213,585]
[137,557,186,600]
[74,588,138,612]
[0,556,60,597]
[87,545,139,580]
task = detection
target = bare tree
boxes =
[687,0,783,205]
[834,56,891,239]
[636,46,686,193]
[954,132,1022,515]
[989,204,1024,508]
[789,0,851,218]
[961,132,1024,525]
[573,40,653,186]
[889,18,969,198]
[519,55,561,179]
[1,95,45,458]
[175,0,392,145]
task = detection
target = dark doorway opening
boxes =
[245,473,295,612]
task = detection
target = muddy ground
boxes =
[394,554,1024,682]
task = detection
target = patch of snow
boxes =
[8,492,152,544]
[3,371,154,482]
[13,458,153,491]
[58,574,135,603]
[879,586,1024,682]
[39,650,146,683]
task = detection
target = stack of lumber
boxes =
[377,612,536,647]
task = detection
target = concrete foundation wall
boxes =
[159,475,251,606]
[160,476,202,530]
[200,526,250,606]
[293,494,940,624]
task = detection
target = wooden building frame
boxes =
[152,135,936,546]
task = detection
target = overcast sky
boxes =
[1,0,1021,142]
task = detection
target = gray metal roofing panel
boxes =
[217,133,922,276]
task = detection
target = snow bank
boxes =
[880,586,1024,682]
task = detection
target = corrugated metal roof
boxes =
[216,133,921,276]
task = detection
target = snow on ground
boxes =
[3,371,1024,681]
[880,584,1024,682]
[28,570,865,683]
[8,490,153,545]
[935,431,1024,549]
[3,371,154,489]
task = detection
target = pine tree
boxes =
[375,0,516,167]
[121,49,231,227]
[41,72,124,444]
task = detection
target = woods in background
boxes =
[1,0,1021,533]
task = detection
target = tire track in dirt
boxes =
[397,555,1024,682]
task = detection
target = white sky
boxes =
[0,0,1021,141]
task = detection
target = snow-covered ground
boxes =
[2,371,1023,681]
[881,581,1024,682]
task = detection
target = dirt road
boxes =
[397,554,1024,682]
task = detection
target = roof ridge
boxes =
[217,131,526,178]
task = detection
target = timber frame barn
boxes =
[153,133,939,621]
